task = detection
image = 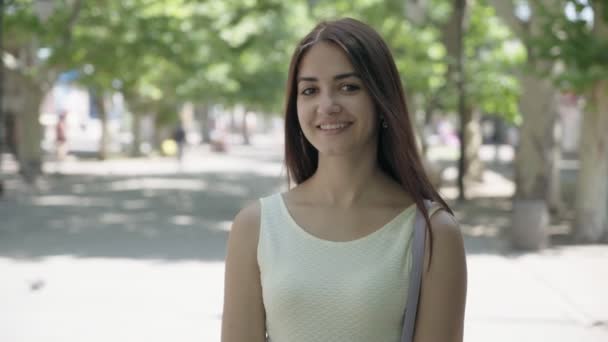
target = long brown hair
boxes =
[283,18,453,246]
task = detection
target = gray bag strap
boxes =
[401,200,431,342]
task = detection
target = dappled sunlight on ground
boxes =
[1,143,606,341]
[0,145,285,262]
[0,144,284,341]
[108,177,209,191]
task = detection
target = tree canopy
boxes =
[4,0,528,125]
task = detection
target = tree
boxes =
[56,0,197,158]
[488,0,565,249]
[450,0,468,200]
[149,0,291,146]
[530,0,608,242]
[492,0,608,244]
[404,0,523,198]
[3,0,82,180]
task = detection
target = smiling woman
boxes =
[295,43,377,157]
[222,18,467,342]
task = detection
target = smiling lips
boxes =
[317,121,353,132]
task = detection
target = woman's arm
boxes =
[414,209,468,342]
[221,202,267,342]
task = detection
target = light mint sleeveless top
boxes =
[257,193,437,342]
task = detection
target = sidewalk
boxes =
[0,142,606,341]
[465,235,608,341]
[441,146,608,340]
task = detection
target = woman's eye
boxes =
[300,87,316,96]
[341,84,360,92]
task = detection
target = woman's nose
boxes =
[316,93,340,115]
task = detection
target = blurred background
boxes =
[1,0,607,341]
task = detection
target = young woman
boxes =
[222,18,467,342]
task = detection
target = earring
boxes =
[380,115,388,129]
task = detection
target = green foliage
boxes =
[3,0,525,125]
[466,2,525,123]
[529,0,608,93]
[5,1,40,48]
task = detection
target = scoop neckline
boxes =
[277,193,417,245]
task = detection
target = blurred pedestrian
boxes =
[210,128,228,153]
[172,123,186,163]
[222,18,467,342]
[55,111,68,161]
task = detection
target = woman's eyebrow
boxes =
[297,72,360,83]
[334,72,359,80]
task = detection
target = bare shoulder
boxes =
[414,207,467,341]
[233,200,261,231]
[425,209,467,283]
[423,206,467,300]
[222,200,266,342]
[228,200,262,251]
[426,208,466,268]
[429,208,463,246]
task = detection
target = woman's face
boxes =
[296,42,378,157]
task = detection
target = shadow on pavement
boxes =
[451,196,512,255]
[0,170,284,262]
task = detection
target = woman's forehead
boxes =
[298,42,356,78]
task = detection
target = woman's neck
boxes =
[306,148,387,208]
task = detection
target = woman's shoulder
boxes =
[228,200,263,249]
[230,191,285,236]
[424,205,465,275]
[234,200,261,227]
[428,207,460,239]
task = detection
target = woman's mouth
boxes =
[317,122,353,133]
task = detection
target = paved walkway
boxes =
[0,140,606,341]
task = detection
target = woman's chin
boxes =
[315,144,357,157]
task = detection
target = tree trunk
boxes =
[547,113,563,213]
[489,0,560,202]
[242,110,250,145]
[16,83,43,183]
[453,0,467,201]
[197,103,212,144]
[130,111,141,157]
[574,80,608,242]
[488,0,561,249]
[229,109,237,133]
[515,75,558,199]
[511,74,557,249]
[463,108,483,182]
[153,120,162,152]
[440,0,468,199]
[573,0,608,242]
[93,92,109,160]
[5,53,45,183]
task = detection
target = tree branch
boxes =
[488,0,526,38]
[61,0,83,47]
[593,0,608,37]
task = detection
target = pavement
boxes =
[0,137,607,341]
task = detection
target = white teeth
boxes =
[319,123,349,130]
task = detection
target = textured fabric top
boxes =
[258,193,437,342]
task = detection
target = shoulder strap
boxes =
[401,200,432,342]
